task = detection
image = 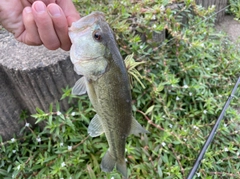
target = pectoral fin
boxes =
[72,77,87,95]
[130,117,149,136]
[88,114,104,137]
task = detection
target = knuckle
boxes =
[45,41,60,50]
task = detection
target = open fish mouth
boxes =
[69,25,90,34]
[72,55,103,63]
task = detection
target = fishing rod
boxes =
[186,76,240,179]
[144,4,238,178]
[134,3,238,178]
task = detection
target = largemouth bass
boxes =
[69,11,148,178]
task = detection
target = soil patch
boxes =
[215,15,240,47]
[215,15,240,114]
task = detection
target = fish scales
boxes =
[90,59,132,157]
[69,11,148,178]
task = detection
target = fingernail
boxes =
[24,7,32,14]
[33,2,46,13]
[48,4,62,17]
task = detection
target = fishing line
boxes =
[186,76,240,179]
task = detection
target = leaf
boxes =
[0,169,9,176]
[145,105,155,115]
[157,165,163,177]
[87,164,96,179]
[124,53,146,89]
[43,155,57,164]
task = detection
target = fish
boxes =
[68,11,149,178]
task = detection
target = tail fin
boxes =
[116,159,127,178]
[101,150,128,178]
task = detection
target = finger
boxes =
[47,3,71,51]
[20,0,31,7]
[27,0,55,5]
[32,1,60,50]
[0,1,24,38]
[56,0,80,26]
[20,7,42,45]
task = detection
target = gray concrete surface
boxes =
[216,15,240,46]
[215,15,240,116]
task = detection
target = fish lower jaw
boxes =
[72,56,103,63]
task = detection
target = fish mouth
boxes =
[69,12,105,32]
[73,56,103,63]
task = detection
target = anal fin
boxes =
[130,117,149,136]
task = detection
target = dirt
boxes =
[215,15,240,47]
[215,15,240,114]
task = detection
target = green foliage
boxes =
[229,0,240,20]
[125,53,146,89]
[1,0,240,178]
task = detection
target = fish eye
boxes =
[93,31,101,41]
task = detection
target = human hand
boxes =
[0,0,80,51]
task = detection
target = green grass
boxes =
[229,0,240,20]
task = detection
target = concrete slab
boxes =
[0,30,79,141]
